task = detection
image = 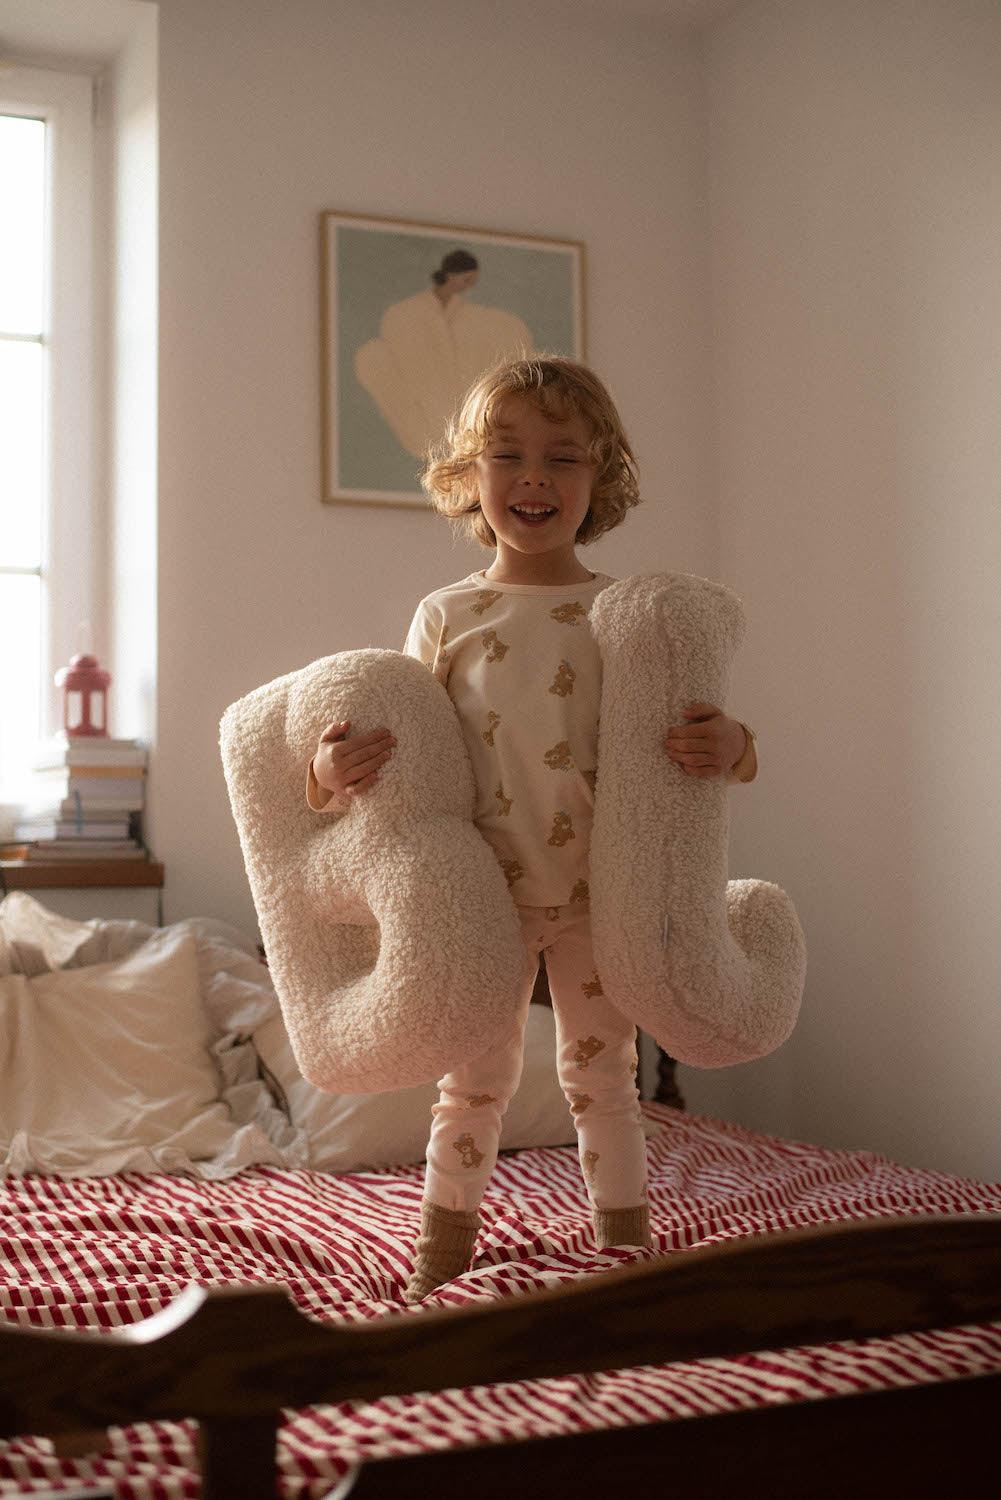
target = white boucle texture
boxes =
[220,649,526,1093]
[588,574,807,1067]
[220,576,806,1093]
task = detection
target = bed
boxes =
[1,891,999,1498]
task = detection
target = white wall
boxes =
[8,0,997,1181]
[681,0,1001,1179]
[154,0,714,925]
[157,0,1001,1179]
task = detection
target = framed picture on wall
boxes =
[320,210,586,508]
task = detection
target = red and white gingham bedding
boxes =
[3,1101,1001,1498]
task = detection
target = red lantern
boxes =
[55,653,111,738]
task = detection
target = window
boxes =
[1,112,45,780]
[0,68,94,790]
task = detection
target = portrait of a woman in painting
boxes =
[354,248,535,459]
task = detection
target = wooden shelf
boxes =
[0,859,164,890]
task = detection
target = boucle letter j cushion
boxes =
[220,574,806,1094]
[589,575,806,1067]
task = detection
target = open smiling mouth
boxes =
[510,504,558,525]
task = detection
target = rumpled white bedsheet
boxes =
[0,892,308,1179]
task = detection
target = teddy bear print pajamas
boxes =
[399,571,649,1229]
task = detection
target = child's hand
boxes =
[312,720,396,799]
[664,703,746,778]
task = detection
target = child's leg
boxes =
[421,923,538,1214]
[405,910,541,1302]
[543,903,652,1250]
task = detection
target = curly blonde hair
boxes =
[420,354,641,548]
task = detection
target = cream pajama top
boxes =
[404,568,757,908]
[307,569,758,906]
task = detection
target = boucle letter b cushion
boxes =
[220,650,526,1094]
[588,574,807,1067]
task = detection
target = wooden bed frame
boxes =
[2,980,999,1497]
[1,1211,999,1498]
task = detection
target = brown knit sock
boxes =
[403,1201,481,1303]
[593,1203,652,1250]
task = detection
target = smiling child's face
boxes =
[472,395,597,581]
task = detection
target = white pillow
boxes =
[0,925,294,1179]
[0,889,259,980]
[0,891,307,1171]
[254,1003,661,1174]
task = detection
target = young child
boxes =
[307,355,758,1302]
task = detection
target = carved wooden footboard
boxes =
[2,1212,999,1498]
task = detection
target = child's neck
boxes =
[483,550,595,587]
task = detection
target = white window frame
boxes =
[1,66,95,752]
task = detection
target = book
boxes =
[33,736,148,770]
[23,852,147,864]
[19,787,145,815]
[1,839,147,861]
[13,819,133,840]
[23,843,147,861]
[37,734,144,750]
[32,773,147,801]
[34,764,146,781]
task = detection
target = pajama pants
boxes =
[422,901,649,1214]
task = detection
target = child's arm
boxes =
[304,595,441,816]
[664,703,757,782]
[402,598,448,682]
[308,721,396,810]
[305,591,437,818]
[727,722,757,783]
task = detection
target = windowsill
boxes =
[0,858,164,890]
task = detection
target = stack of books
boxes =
[9,736,149,861]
